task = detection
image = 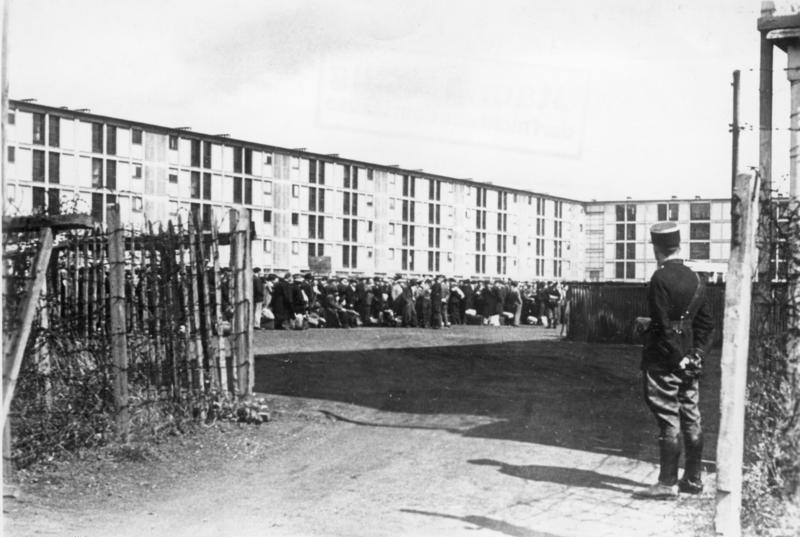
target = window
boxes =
[690,223,710,240]
[265,153,273,166]
[190,139,200,167]
[690,202,710,220]
[263,239,272,253]
[49,116,60,147]
[91,192,104,222]
[309,187,317,211]
[657,203,679,221]
[92,158,103,188]
[245,179,252,204]
[131,128,143,145]
[263,210,272,223]
[169,135,178,150]
[318,216,325,239]
[263,181,272,195]
[244,149,252,175]
[33,113,45,145]
[190,171,201,198]
[233,177,243,203]
[32,186,46,213]
[48,188,61,215]
[169,172,178,184]
[201,204,212,230]
[367,169,373,181]
[32,150,45,182]
[91,122,103,153]
[105,160,116,189]
[343,165,351,189]
[368,221,373,232]
[202,172,211,200]
[8,111,15,124]
[232,147,243,173]
[133,165,142,179]
[202,141,212,168]
[292,184,300,198]
[690,242,710,260]
[309,215,317,238]
[309,160,317,183]
[291,213,299,226]
[106,125,116,155]
[352,168,359,190]
[7,146,14,163]
[616,261,635,279]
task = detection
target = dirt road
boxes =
[3,326,717,536]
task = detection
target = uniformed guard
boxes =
[636,222,714,499]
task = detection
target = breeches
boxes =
[643,369,702,439]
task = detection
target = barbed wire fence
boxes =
[742,194,800,531]
[4,207,257,469]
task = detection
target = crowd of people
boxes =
[253,270,569,333]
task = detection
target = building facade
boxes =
[3,100,731,282]
[583,197,732,281]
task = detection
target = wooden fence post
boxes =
[187,215,205,394]
[210,219,227,395]
[229,208,253,397]
[2,227,54,424]
[716,172,759,537]
[108,206,129,441]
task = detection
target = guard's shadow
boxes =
[400,509,564,537]
[255,338,720,464]
[468,458,648,493]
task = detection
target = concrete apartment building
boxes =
[3,100,731,282]
[583,198,732,282]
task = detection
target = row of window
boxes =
[616,202,712,223]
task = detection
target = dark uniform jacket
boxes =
[642,259,714,371]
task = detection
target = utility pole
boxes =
[731,70,741,242]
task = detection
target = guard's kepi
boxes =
[650,222,680,249]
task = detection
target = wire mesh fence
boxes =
[3,209,253,466]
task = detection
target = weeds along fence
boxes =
[3,208,254,463]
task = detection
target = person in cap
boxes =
[252,268,265,329]
[635,222,714,499]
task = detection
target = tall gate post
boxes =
[715,172,759,537]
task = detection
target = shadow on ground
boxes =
[400,509,565,537]
[254,337,720,465]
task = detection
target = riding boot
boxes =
[635,435,680,499]
[657,434,681,485]
[679,432,704,494]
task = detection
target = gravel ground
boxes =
[4,325,719,537]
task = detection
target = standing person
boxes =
[252,268,265,329]
[506,280,522,327]
[559,284,570,337]
[270,272,295,330]
[636,222,714,499]
[430,275,444,329]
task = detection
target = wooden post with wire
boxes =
[107,206,129,441]
[715,172,760,537]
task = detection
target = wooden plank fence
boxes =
[567,281,785,347]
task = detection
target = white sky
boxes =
[6,0,795,200]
